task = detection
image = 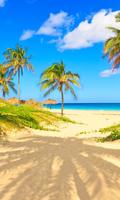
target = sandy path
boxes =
[53,110,120,133]
[0,134,120,200]
[0,110,120,200]
[30,110,120,138]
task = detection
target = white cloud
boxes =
[0,0,6,7]
[100,69,120,77]
[20,9,120,51]
[59,9,120,50]
[36,11,74,36]
[20,11,74,40]
[20,30,35,41]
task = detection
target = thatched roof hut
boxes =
[7,98,20,105]
[41,99,57,105]
[7,98,42,108]
[25,99,41,108]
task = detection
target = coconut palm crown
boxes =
[40,62,80,115]
[4,44,34,100]
[104,12,120,69]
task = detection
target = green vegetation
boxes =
[98,123,120,142]
[100,123,120,133]
[0,48,77,138]
[40,61,80,115]
[104,12,120,69]
[97,130,120,142]
[0,100,73,136]
[0,64,16,97]
[77,131,88,135]
[4,44,34,100]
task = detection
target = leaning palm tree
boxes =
[104,12,120,69]
[4,44,34,100]
[0,64,17,98]
[39,62,80,115]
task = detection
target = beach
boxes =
[0,110,120,200]
[0,0,120,199]
[34,109,120,138]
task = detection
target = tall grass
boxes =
[98,124,120,142]
[0,101,73,135]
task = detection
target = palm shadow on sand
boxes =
[0,135,120,200]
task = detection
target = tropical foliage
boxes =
[4,44,34,100]
[104,12,120,69]
[0,64,16,98]
[40,62,80,115]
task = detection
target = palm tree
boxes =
[4,44,34,100]
[40,62,80,115]
[104,12,120,69]
[0,64,16,98]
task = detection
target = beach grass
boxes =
[0,101,73,136]
[97,130,120,142]
[100,124,120,133]
[98,124,120,142]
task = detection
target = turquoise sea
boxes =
[46,103,120,111]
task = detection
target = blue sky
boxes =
[0,0,120,102]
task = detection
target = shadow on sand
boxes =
[0,135,120,200]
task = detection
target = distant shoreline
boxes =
[44,103,120,111]
[51,108,120,111]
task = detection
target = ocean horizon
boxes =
[46,103,120,111]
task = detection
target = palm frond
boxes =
[8,81,17,94]
[0,64,16,97]
[40,61,80,101]
[68,79,80,87]
[4,44,34,75]
[113,54,120,68]
[44,83,58,97]
[115,12,120,22]
[107,27,120,34]
[68,85,77,99]
[104,13,120,69]
[40,80,56,91]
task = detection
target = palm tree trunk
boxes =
[18,69,20,100]
[61,86,64,116]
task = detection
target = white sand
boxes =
[0,110,120,200]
